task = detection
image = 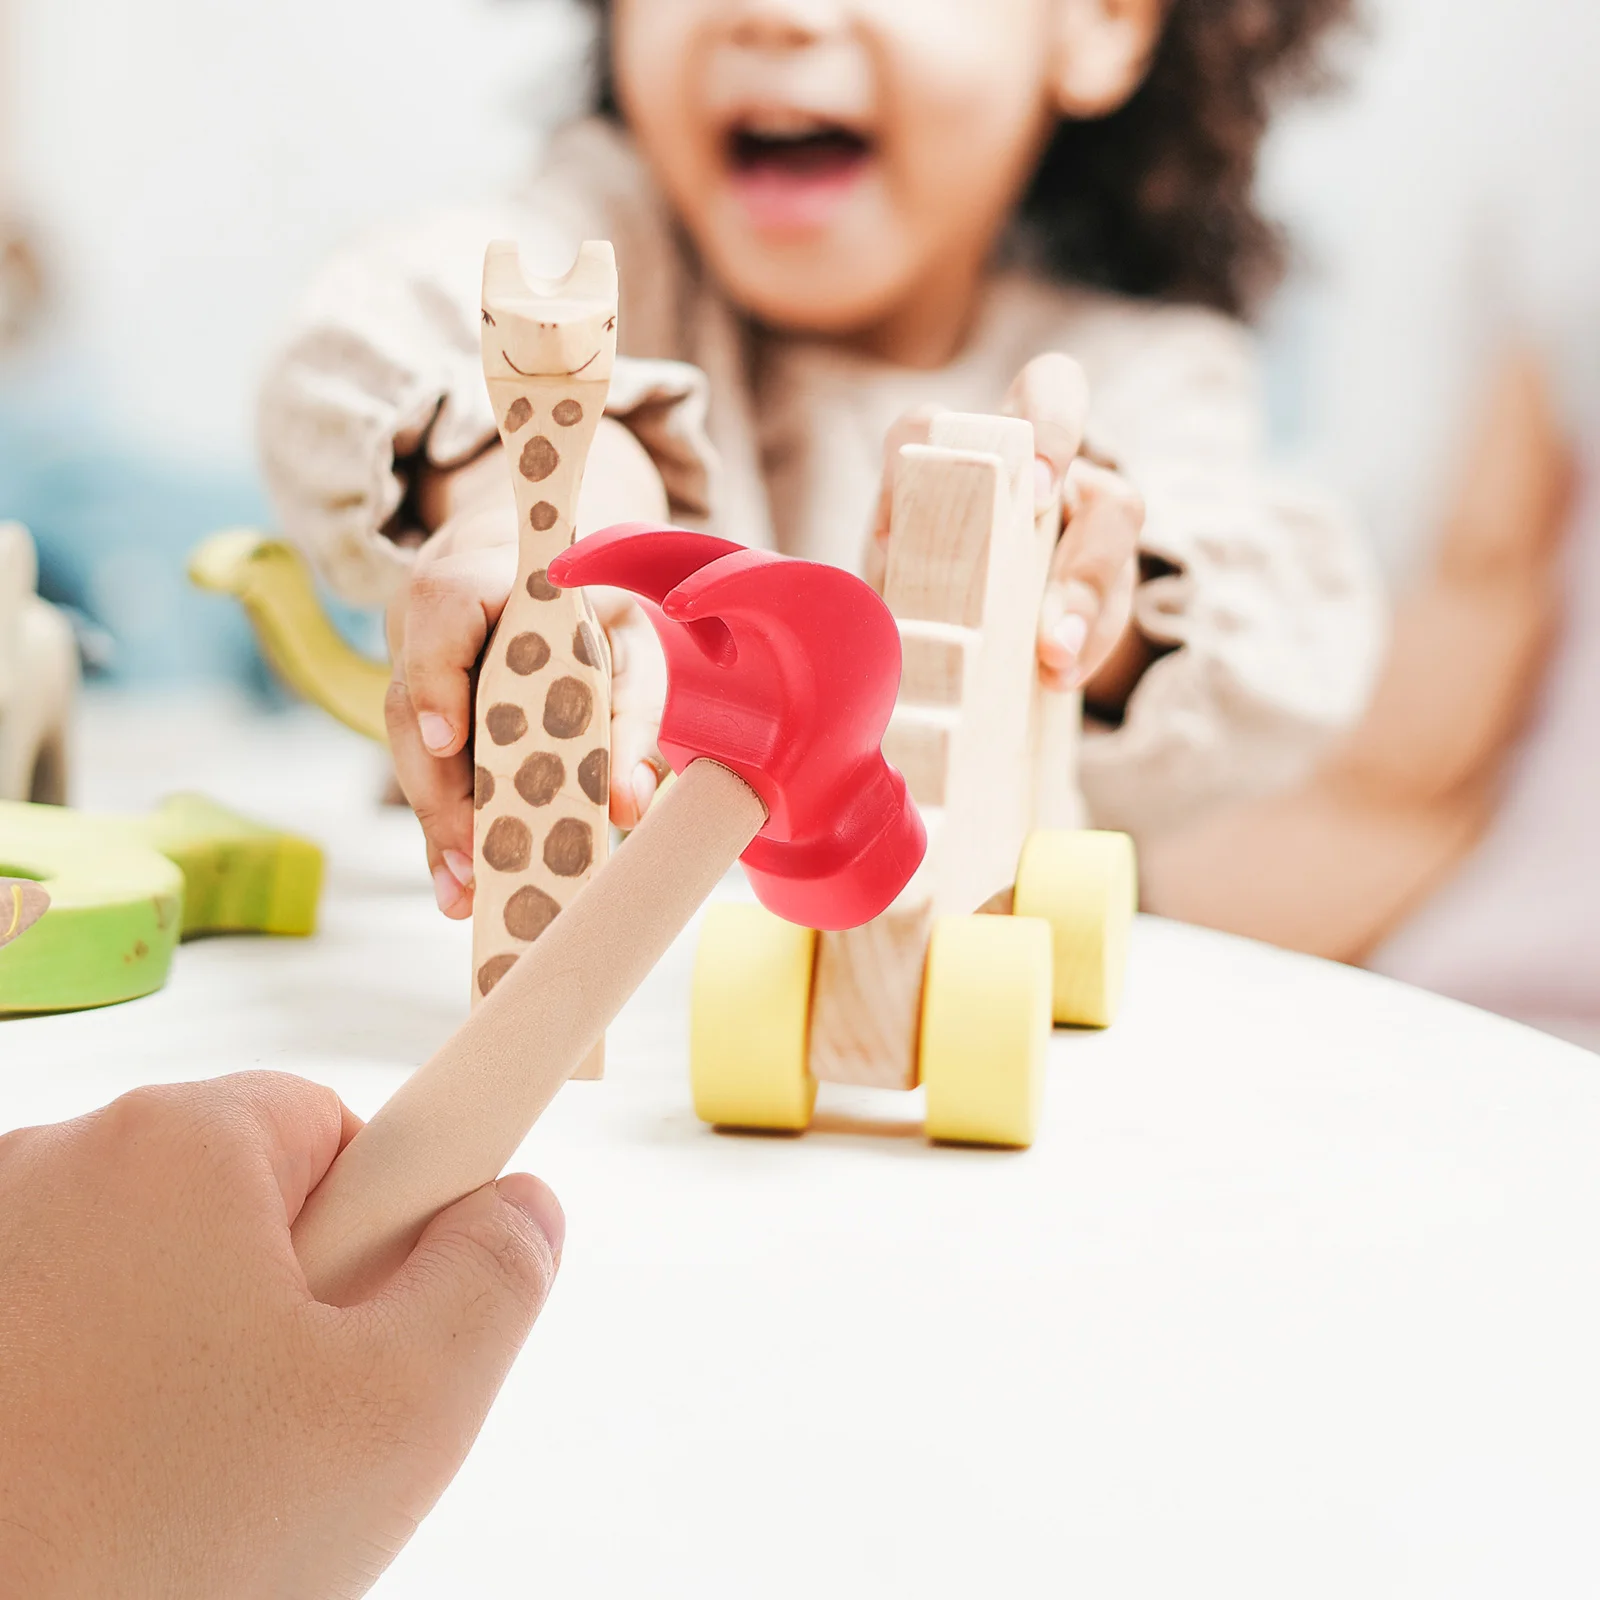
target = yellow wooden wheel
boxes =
[920,914,1053,1149]
[1014,830,1136,1028]
[690,902,818,1133]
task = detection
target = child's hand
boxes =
[0,1072,563,1600]
[869,355,1145,698]
[385,486,518,916]
[386,425,671,918]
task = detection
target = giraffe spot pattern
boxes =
[519,436,560,483]
[553,398,584,427]
[527,570,560,601]
[485,703,528,745]
[505,884,563,942]
[573,621,601,669]
[544,677,593,739]
[506,632,551,675]
[478,954,519,996]
[504,397,533,433]
[543,817,594,877]
[474,766,495,809]
[578,747,609,806]
[483,816,533,872]
[530,501,559,532]
[515,751,565,807]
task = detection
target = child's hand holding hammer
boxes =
[0,1073,563,1600]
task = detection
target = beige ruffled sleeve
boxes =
[1076,306,1387,842]
[257,121,716,608]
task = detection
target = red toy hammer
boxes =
[293,525,925,1303]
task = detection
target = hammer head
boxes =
[549,524,926,931]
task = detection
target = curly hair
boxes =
[581,0,1354,318]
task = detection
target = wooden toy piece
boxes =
[809,414,1069,1091]
[691,903,818,1132]
[129,792,323,939]
[689,413,1138,1149]
[470,240,618,1080]
[0,795,322,1013]
[920,915,1053,1147]
[291,524,922,1304]
[0,801,182,1010]
[189,531,390,743]
[0,521,78,804]
[1,878,50,951]
[1014,829,1136,1027]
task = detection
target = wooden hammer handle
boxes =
[293,759,767,1304]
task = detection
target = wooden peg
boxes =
[293,757,768,1305]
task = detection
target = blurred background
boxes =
[0,0,593,678]
[1,0,1596,1030]
[4,0,1594,664]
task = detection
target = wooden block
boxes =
[472,241,618,1078]
[807,905,932,1091]
[881,451,1003,628]
[880,708,957,807]
[897,621,976,706]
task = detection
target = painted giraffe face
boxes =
[481,240,619,386]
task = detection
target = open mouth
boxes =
[722,115,875,230]
[727,120,874,181]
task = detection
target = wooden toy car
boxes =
[690,414,1136,1149]
[0,521,77,804]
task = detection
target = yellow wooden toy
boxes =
[691,414,1136,1149]
[188,531,390,743]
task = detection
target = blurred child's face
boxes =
[613,0,1111,361]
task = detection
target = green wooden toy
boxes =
[0,794,322,1014]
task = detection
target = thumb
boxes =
[1003,353,1090,511]
[369,1176,564,1426]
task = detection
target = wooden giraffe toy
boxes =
[690,414,1137,1149]
[471,241,617,1076]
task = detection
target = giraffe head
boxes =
[481,240,618,386]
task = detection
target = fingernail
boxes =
[433,863,466,914]
[632,762,658,818]
[1052,614,1089,660]
[418,713,455,754]
[443,849,475,888]
[498,1174,566,1262]
[1034,456,1055,508]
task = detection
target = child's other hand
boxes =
[0,1073,563,1600]
[387,424,671,918]
[869,355,1145,697]
[1006,355,1143,695]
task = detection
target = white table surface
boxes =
[4,692,1599,1598]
